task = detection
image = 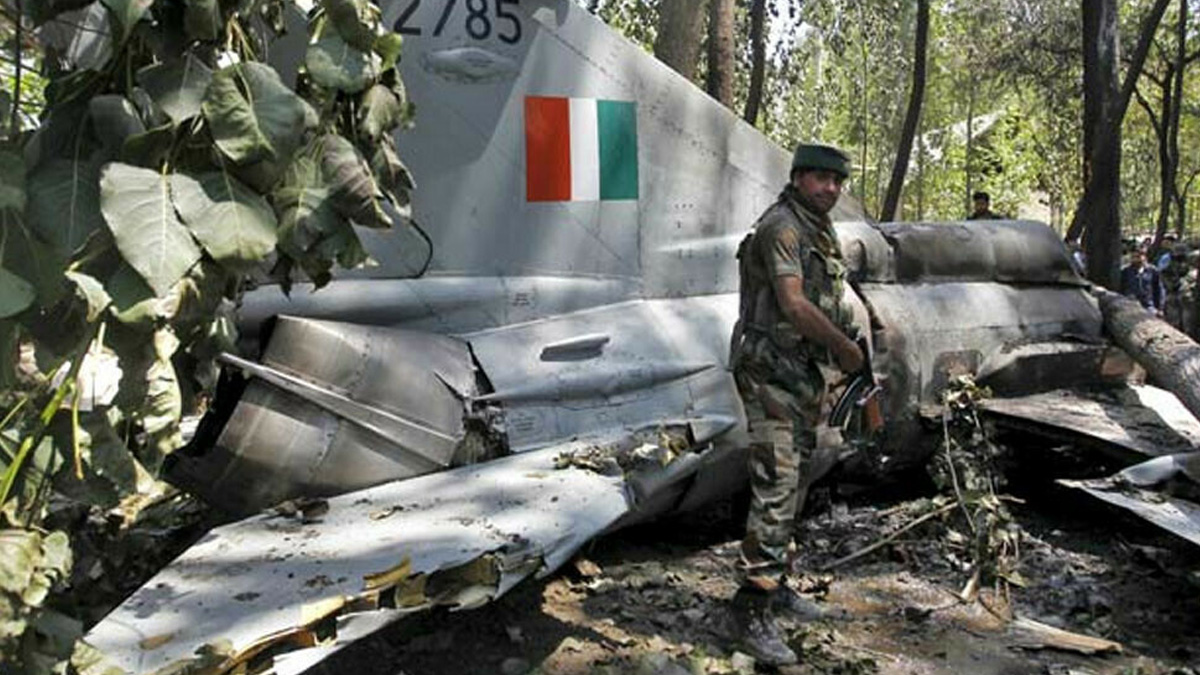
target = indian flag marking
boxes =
[525,96,638,202]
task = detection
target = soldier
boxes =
[1183,251,1200,340]
[728,143,864,665]
[1161,244,1191,330]
[967,191,1003,220]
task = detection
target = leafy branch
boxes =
[0,0,419,671]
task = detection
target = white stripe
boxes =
[569,98,600,201]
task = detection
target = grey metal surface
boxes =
[167,318,477,513]
[238,276,643,347]
[466,295,742,452]
[861,282,1104,465]
[1060,452,1200,547]
[86,438,679,674]
[980,385,1200,462]
[874,220,1085,285]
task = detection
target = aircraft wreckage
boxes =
[79,0,1200,672]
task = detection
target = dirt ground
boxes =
[313,462,1200,675]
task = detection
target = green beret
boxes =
[791,143,852,178]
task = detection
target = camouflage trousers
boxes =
[733,345,841,591]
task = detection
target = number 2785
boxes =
[393,0,523,44]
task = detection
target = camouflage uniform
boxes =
[1181,268,1199,340]
[1162,254,1191,331]
[731,184,852,589]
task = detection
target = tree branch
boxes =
[1133,85,1164,135]
[1118,0,1173,121]
[9,0,21,137]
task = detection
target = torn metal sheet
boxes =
[84,444,636,674]
[1060,480,1200,548]
[1060,451,1200,548]
[979,385,1200,462]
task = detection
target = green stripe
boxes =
[597,100,638,201]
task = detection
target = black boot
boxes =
[770,584,845,622]
[731,588,798,667]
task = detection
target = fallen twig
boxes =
[822,503,956,570]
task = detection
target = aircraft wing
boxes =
[86,438,716,674]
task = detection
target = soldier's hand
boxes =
[836,340,864,373]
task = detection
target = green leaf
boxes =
[138,55,215,124]
[0,529,40,594]
[184,0,221,41]
[275,156,350,285]
[170,171,278,268]
[65,271,112,322]
[38,532,71,577]
[122,123,178,168]
[27,159,106,255]
[142,329,183,467]
[319,134,392,228]
[0,151,26,213]
[358,84,401,142]
[0,216,67,308]
[106,263,164,326]
[99,163,203,297]
[88,96,147,156]
[324,0,377,52]
[100,0,155,44]
[306,32,379,94]
[202,63,310,165]
[0,268,35,319]
[374,33,404,72]
[371,136,414,208]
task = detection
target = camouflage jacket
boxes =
[733,185,850,368]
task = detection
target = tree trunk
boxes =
[965,68,975,216]
[1168,0,1188,236]
[705,0,736,108]
[1098,289,1200,421]
[880,0,930,223]
[1066,0,1172,289]
[1075,0,1124,289]
[917,123,926,221]
[653,0,707,81]
[743,0,767,125]
[1139,77,1174,249]
[858,0,869,203]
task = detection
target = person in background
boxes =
[1155,233,1179,270]
[1066,237,1086,276]
[1120,248,1166,315]
[1161,243,1192,330]
[966,191,1002,220]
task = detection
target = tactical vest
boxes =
[735,189,850,365]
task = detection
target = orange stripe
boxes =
[525,97,571,202]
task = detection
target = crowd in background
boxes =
[1106,233,1200,339]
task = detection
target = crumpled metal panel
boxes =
[85,445,632,674]
[1060,452,1200,548]
[979,385,1200,463]
[860,282,1104,467]
[836,221,896,283]
[466,296,744,452]
[874,221,1085,285]
[166,318,476,513]
[260,316,477,414]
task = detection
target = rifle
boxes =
[829,335,884,433]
